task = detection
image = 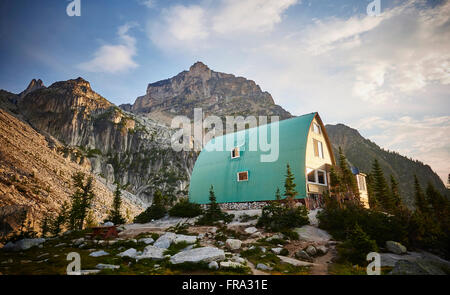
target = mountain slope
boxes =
[326,123,448,208]
[130,62,292,124]
[0,106,142,239]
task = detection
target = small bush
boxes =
[281,230,299,241]
[337,224,378,266]
[196,186,233,225]
[169,198,203,218]
[279,248,289,256]
[257,203,309,232]
[134,205,166,223]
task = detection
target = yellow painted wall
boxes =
[305,117,334,194]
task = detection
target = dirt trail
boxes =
[309,245,336,275]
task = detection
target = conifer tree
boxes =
[371,159,390,212]
[107,183,126,225]
[338,147,360,202]
[425,182,449,224]
[284,163,298,208]
[413,175,429,213]
[51,201,69,236]
[68,172,95,230]
[40,215,51,237]
[366,173,379,210]
[389,175,402,209]
[275,187,281,201]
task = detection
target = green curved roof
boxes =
[189,112,317,204]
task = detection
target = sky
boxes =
[0,0,449,183]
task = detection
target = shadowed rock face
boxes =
[14,78,196,205]
[131,61,292,120]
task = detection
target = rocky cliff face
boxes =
[0,107,142,238]
[15,78,196,205]
[131,62,292,123]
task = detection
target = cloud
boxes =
[148,0,299,49]
[138,0,155,8]
[145,0,450,181]
[78,23,138,73]
[355,115,450,182]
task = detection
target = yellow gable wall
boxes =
[305,117,333,170]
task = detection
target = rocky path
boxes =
[310,245,336,275]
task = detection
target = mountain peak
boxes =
[189,61,210,73]
[20,79,45,98]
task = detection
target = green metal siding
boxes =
[189,113,316,204]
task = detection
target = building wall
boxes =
[305,117,334,196]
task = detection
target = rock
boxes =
[154,232,177,249]
[259,246,267,253]
[295,250,313,262]
[277,255,315,267]
[138,238,154,245]
[72,238,85,246]
[266,234,283,242]
[233,256,246,264]
[390,259,447,275]
[174,234,197,244]
[136,246,165,260]
[117,248,138,258]
[89,250,109,257]
[181,245,195,252]
[244,227,258,234]
[386,241,407,255]
[293,226,331,243]
[208,227,218,233]
[271,248,283,255]
[96,264,120,270]
[316,245,328,256]
[208,261,219,270]
[2,238,45,251]
[305,245,317,257]
[256,263,273,271]
[55,243,66,247]
[170,247,225,264]
[103,222,114,227]
[307,209,321,226]
[220,261,244,268]
[80,269,101,275]
[251,232,262,238]
[225,239,242,250]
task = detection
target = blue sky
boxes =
[0,0,449,182]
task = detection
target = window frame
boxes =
[312,122,321,134]
[306,168,328,186]
[237,171,249,182]
[231,147,240,159]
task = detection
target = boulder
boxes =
[136,245,165,260]
[295,250,313,262]
[386,241,407,255]
[305,245,317,257]
[96,264,120,270]
[89,250,109,257]
[117,248,138,258]
[2,238,45,251]
[271,248,283,255]
[220,261,244,268]
[225,239,242,250]
[170,247,225,264]
[256,263,273,271]
[277,255,315,267]
[138,238,154,245]
[72,238,85,246]
[244,227,258,234]
[266,234,283,242]
[208,261,219,269]
[103,222,114,227]
[390,259,447,275]
[153,232,177,249]
[174,234,197,244]
[316,245,328,256]
[293,226,331,243]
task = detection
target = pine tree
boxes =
[208,185,222,218]
[40,215,51,237]
[107,183,126,225]
[425,182,449,224]
[413,175,429,213]
[275,187,281,201]
[284,163,298,208]
[389,175,402,209]
[366,173,379,210]
[51,201,69,236]
[371,159,390,212]
[68,172,95,230]
[338,147,360,202]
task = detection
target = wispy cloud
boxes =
[355,115,450,182]
[144,0,450,182]
[78,23,139,73]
